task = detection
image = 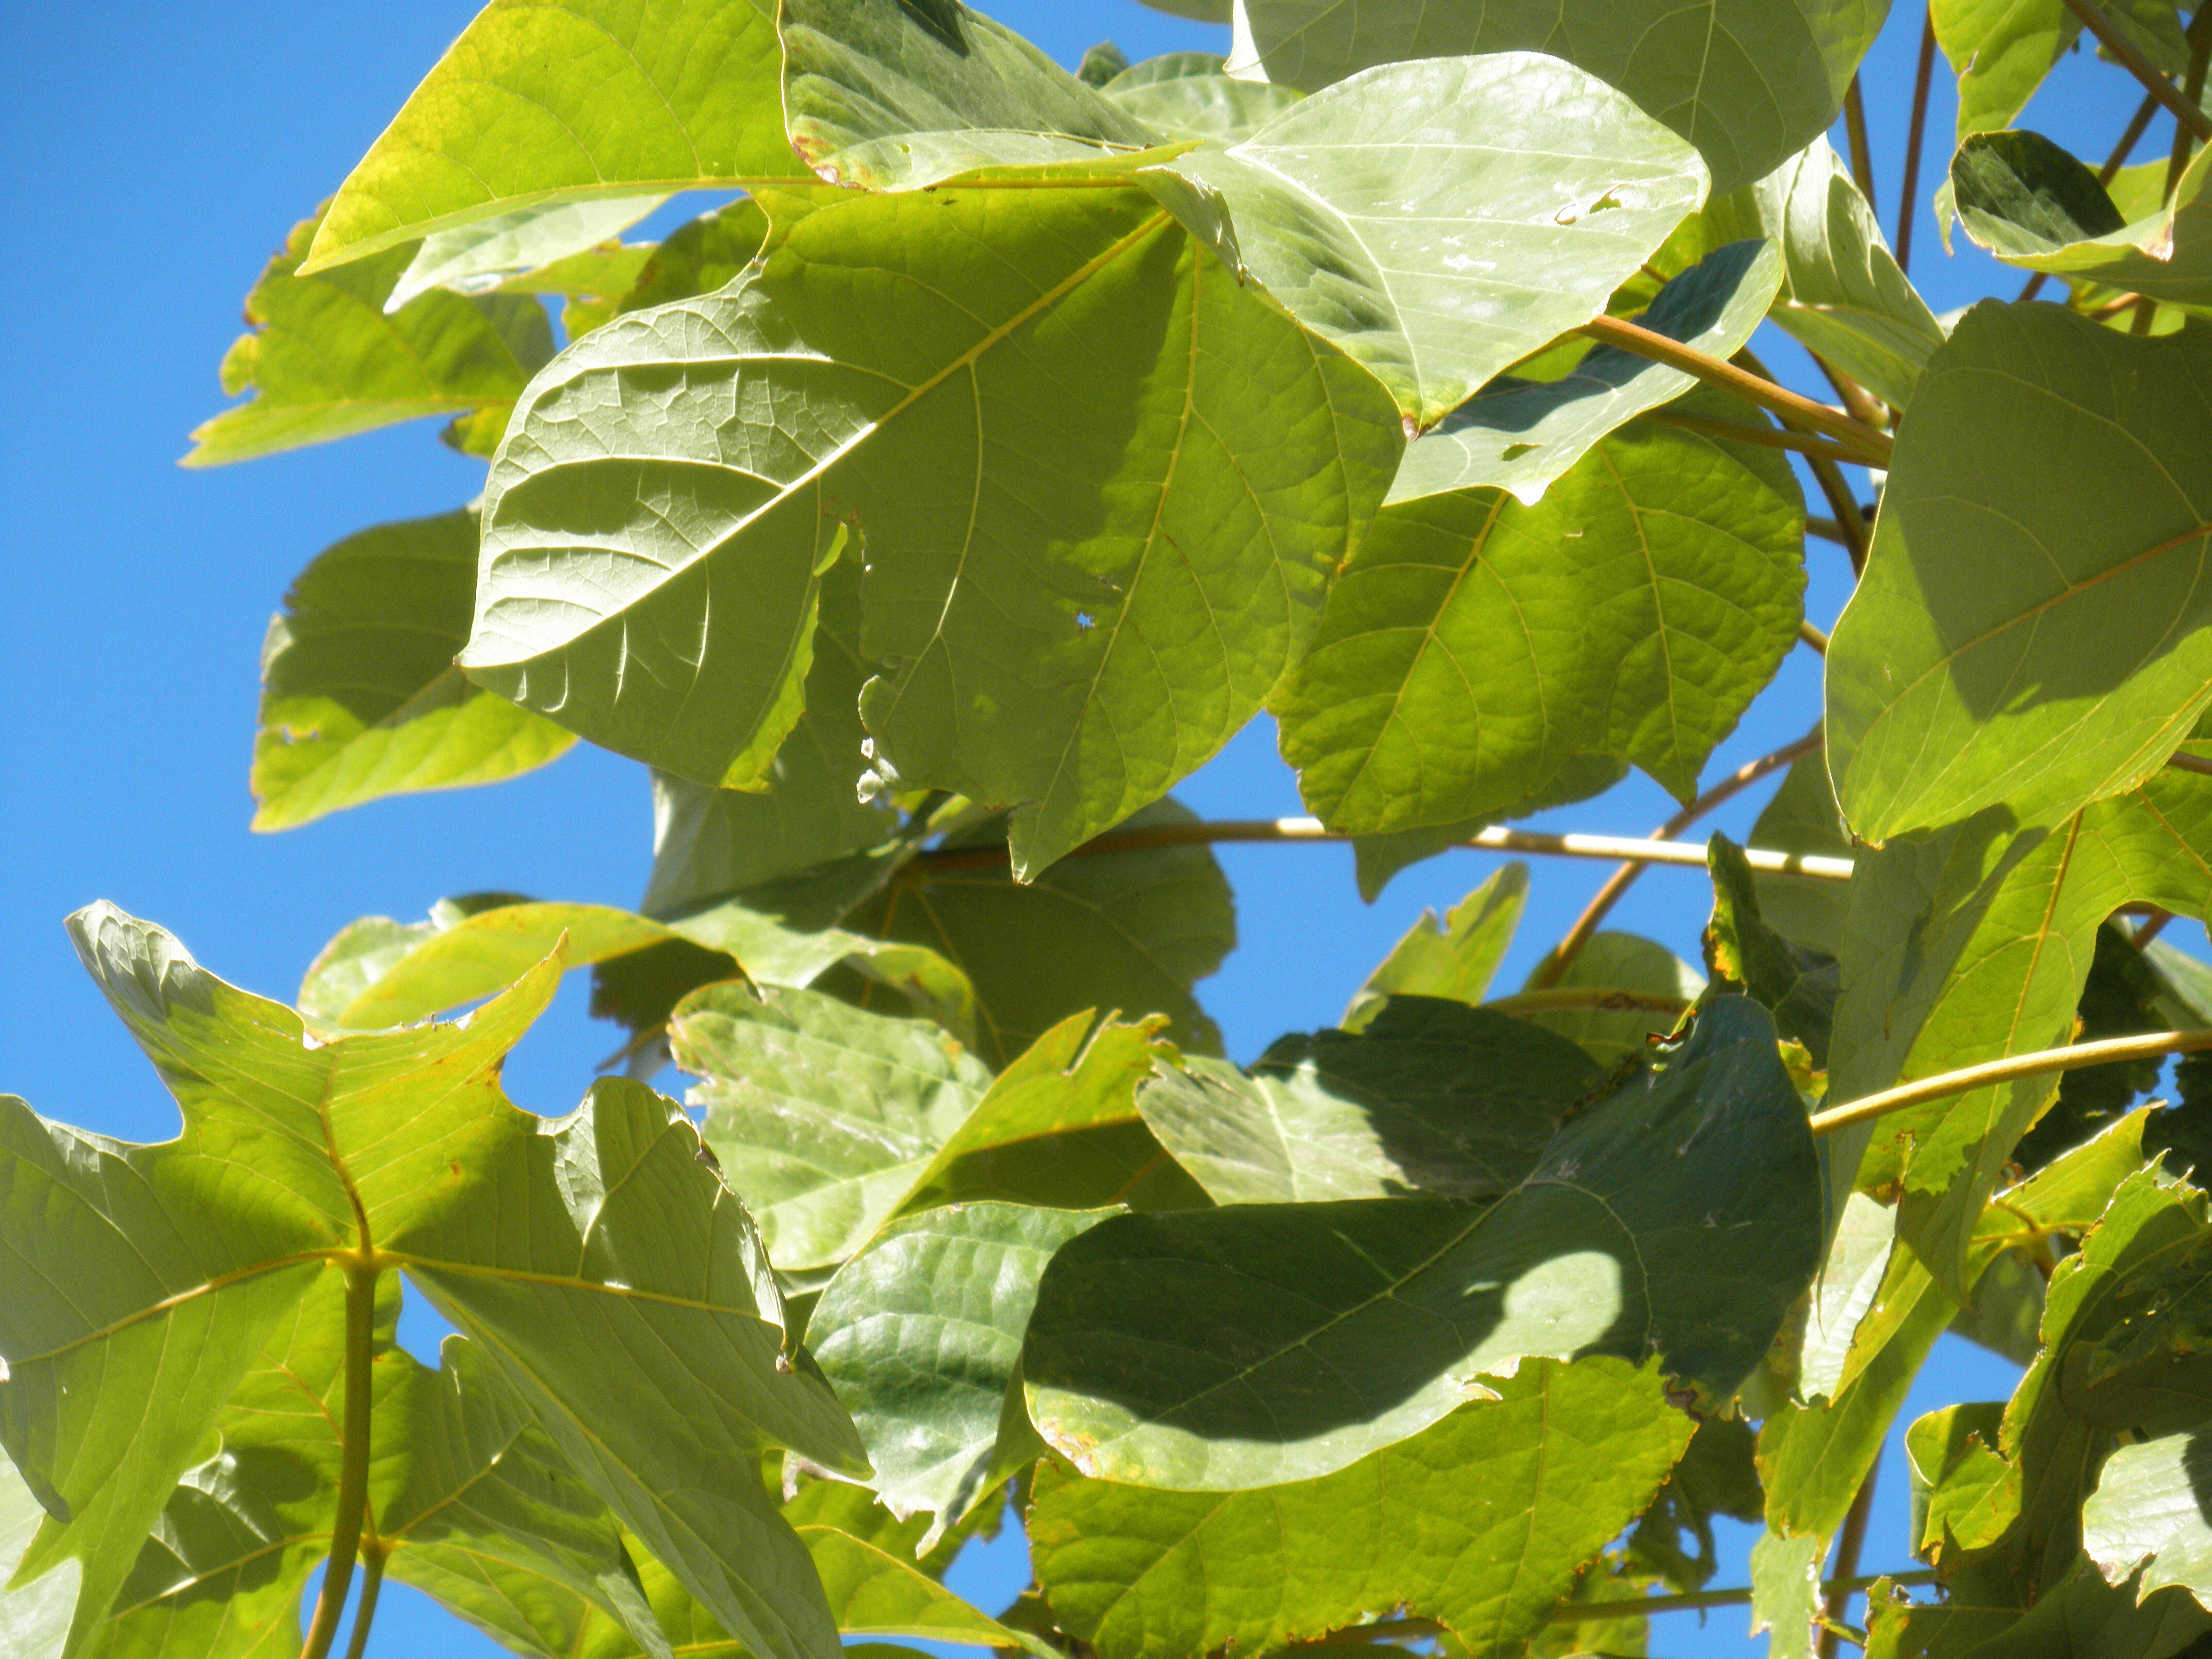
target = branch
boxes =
[1819,1471,1879,1659]
[2163,5,2212,202]
[1896,15,1940,274]
[1799,619,1832,655]
[1550,1569,1938,1625]
[2061,0,2212,142]
[1526,729,1825,989]
[1809,1028,2212,1138]
[1844,75,1879,216]
[915,819,1858,879]
[1641,406,1874,465]
[299,1260,378,1659]
[1576,316,1894,463]
[1735,345,1873,574]
[1484,988,1694,1019]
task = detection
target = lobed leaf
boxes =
[465,182,1401,873]
[188,206,552,465]
[1022,996,1820,1486]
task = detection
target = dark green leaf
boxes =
[1028,1358,1693,1659]
[1826,303,2212,845]
[1023,996,1821,1485]
[1136,995,1598,1203]
[1704,832,1840,1067]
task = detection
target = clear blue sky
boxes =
[0,4,2175,1653]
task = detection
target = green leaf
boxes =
[387,195,668,311]
[842,801,1234,1067]
[1749,751,1853,956]
[1101,53,1304,144]
[187,206,552,465]
[1136,0,1233,18]
[1343,861,1525,1028]
[1156,54,1707,430]
[810,1203,1114,1540]
[0,904,863,1659]
[1826,302,2212,846]
[252,509,576,830]
[1832,768,2212,1299]
[798,1526,1049,1655]
[1389,238,1782,505]
[1704,832,1840,1067]
[1277,402,1805,832]
[1023,995,1820,1486]
[670,984,991,1272]
[639,557,898,918]
[1347,754,1630,903]
[613,200,772,317]
[1865,1556,2212,1658]
[2,1456,72,1659]
[298,897,687,1030]
[1136,995,1598,1204]
[1728,138,1946,409]
[777,0,1156,190]
[1954,131,2212,313]
[1925,0,2184,141]
[890,1014,1207,1217]
[2084,1425,2212,1606]
[301,0,807,273]
[1229,0,1892,194]
[1029,1357,1691,1659]
[466,183,1400,874]
[1518,931,1706,1068]
[1627,1417,1764,1592]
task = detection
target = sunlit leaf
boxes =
[187,206,552,465]
[302,0,805,272]
[1100,53,1303,143]
[464,183,1400,873]
[1277,397,1804,833]
[252,509,575,831]
[1518,931,1706,1068]
[1343,861,1525,1027]
[671,984,991,1272]
[387,196,668,311]
[1228,0,1892,194]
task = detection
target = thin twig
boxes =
[2134,908,2176,948]
[2162,6,2212,201]
[1484,988,1695,1019]
[299,1261,378,1659]
[1811,353,1888,431]
[1897,13,1939,273]
[1807,515,1848,545]
[1810,1029,2212,1137]
[1735,345,1874,573]
[1819,1472,1879,1659]
[1526,729,1825,989]
[2062,0,2212,142]
[1800,619,1831,655]
[914,819,1858,879]
[1550,1570,1938,1625]
[2169,751,2212,778]
[1845,75,1879,216]
[1641,406,1874,465]
[1577,316,1894,463]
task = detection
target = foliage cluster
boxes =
[9,1,2212,1657]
